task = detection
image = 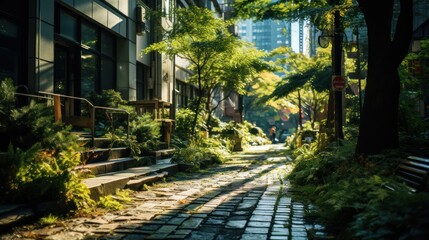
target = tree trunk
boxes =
[191,70,204,137]
[325,90,335,139]
[355,0,413,155]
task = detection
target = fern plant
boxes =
[129,113,161,153]
[0,80,94,212]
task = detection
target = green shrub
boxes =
[217,121,270,151]
[171,140,225,172]
[288,141,356,185]
[174,108,205,141]
[38,214,60,227]
[0,95,62,151]
[130,113,161,153]
[287,140,429,239]
[89,90,163,156]
[88,89,135,137]
[0,80,94,212]
[350,191,429,240]
[97,195,123,211]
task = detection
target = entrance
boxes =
[54,43,84,116]
[54,44,79,96]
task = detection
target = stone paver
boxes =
[0,144,327,240]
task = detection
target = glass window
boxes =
[0,17,20,84]
[56,7,117,97]
[101,57,115,90]
[136,63,144,100]
[54,46,67,94]
[60,11,78,41]
[101,31,115,58]
[81,23,98,50]
[0,18,19,38]
[81,50,98,97]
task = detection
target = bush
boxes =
[89,90,163,156]
[88,90,135,137]
[174,108,205,141]
[171,140,225,172]
[287,140,429,239]
[217,121,270,151]
[350,191,429,240]
[0,80,94,211]
[130,113,161,153]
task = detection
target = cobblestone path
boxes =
[1,145,326,240]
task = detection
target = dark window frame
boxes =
[54,5,117,96]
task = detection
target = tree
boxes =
[233,0,414,155]
[244,71,293,132]
[144,6,269,137]
[355,0,413,155]
[203,45,270,134]
[268,48,332,130]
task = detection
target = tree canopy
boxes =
[144,6,272,136]
[233,0,415,155]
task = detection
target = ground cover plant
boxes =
[171,108,270,172]
[287,134,429,239]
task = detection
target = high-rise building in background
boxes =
[236,18,314,59]
[237,19,292,53]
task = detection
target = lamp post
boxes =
[317,0,345,142]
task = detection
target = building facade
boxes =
[0,0,221,117]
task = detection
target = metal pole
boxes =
[356,26,362,116]
[334,3,344,141]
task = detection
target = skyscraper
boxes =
[237,19,292,53]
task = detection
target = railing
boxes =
[129,99,172,120]
[14,91,130,147]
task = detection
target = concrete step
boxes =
[75,154,160,176]
[83,163,178,200]
[77,137,112,148]
[76,157,138,175]
[76,149,176,176]
[156,157,172,165]
[81,147,130,164]
[153,148,175,160]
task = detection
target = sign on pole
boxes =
[332,75,346,91]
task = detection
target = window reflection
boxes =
[60,11,78,41]
[0,17,20,84]
[56,8,116,97]
[81,50,98,97]
[82,23,98,50]
[101,57,114,90]
[54,47,67,94]
[101,31,114,57]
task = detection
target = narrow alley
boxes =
[1,145,327,240]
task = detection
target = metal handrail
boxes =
[14,92,53,101]
[39,91,130,146]
[14,91,130,147]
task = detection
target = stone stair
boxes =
[0,134,178,231]
[74,132,178,200]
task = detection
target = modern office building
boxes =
[0,0,224,122]
[237,19,292,55]
[236,17,318,58]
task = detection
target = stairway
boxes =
[74,132,178,200]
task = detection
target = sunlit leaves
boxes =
[233,0,361,34]
[144,6,271,135]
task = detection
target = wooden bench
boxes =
[392,156,429,192]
